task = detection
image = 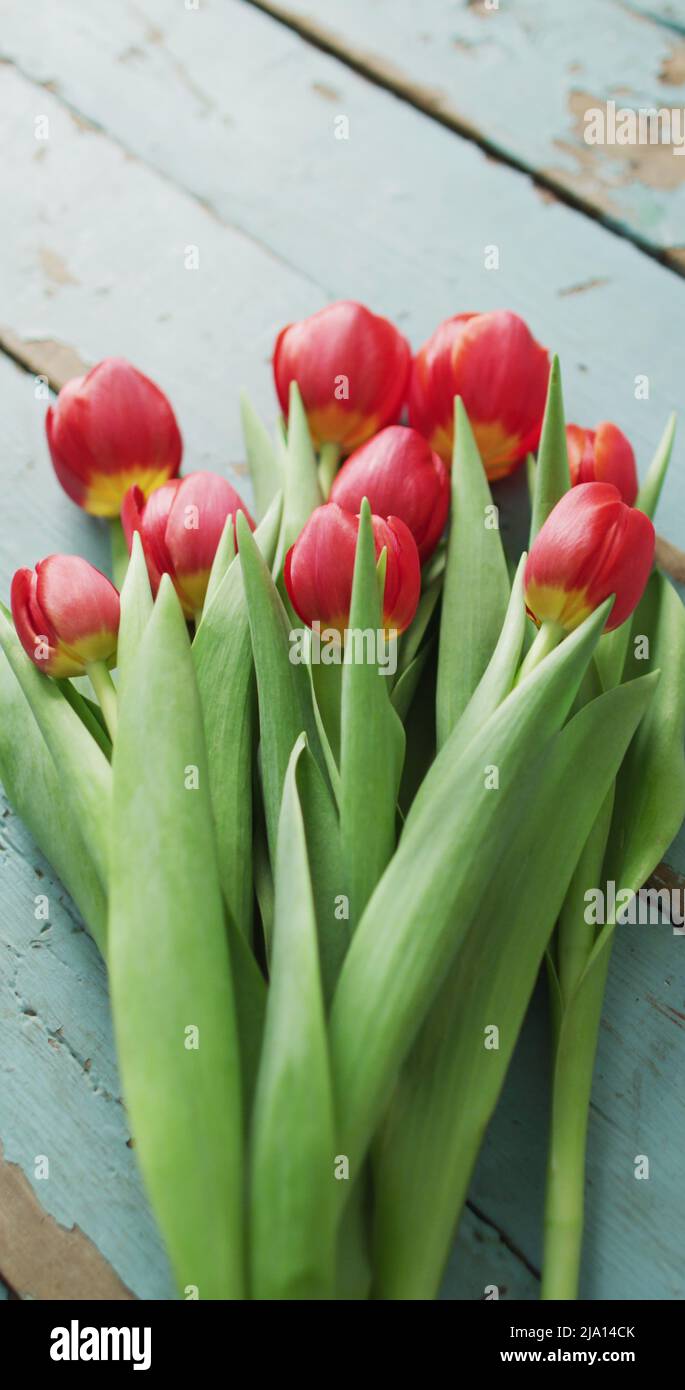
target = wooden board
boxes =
[0,2,683,541]
[0,0,684,1300]
[629,3,685,30]
[243,0,685,262]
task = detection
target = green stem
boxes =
[318,442,341,498]
[541,944,611,1300]
[87,660,119,741]
[108,516,129,591]
[56,678,112,759]
[526,452,536,509]
[515,620,563,685]
[557,791,613,1005]
[335,1167,372,1300]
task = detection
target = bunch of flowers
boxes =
[1,302,683,1301]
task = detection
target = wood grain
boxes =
[0,0,683,1300]
[0,327,90,393]
[0,2,682,551]
[244,0,685,261]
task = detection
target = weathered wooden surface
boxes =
[0,0,684,1300]
[1,3,684,541]
[629,3,685,29]
[244,0,685,261]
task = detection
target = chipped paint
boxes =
[558,276,611,295]
[311,80,341,101]
[38,248,79,288]
[559,90,685,193]
[0,1142,134,1300]
[244,0,685,259]
[0,327,89,391]
[659,43,685,86]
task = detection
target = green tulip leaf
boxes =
[202,512,236,615]
[436,397,510,749]
[236,509,323,873]
[108,576,244,1300]
[237,512,347,988]
[398,652,437,816]
[371,671,656,1298]
[240,389,282,521]
[340,501,406,927]
[116,531,153,700]
[329,600,612,1191]
[0,651,107,948]
[192,494,282,936]
[281,381,323,554]
[0,608,110,886]
[636,412,677,521]
[253,800,275,947]
[397,569,442,677]
[307,658,343,797]
[296,735,349,1004]
[605,571,685,893]
[249,734,336,1299]
[109,515,129,589]
[529,355,570,544]
[438,555,527,769]
[226,907,266,1121]
[595,415,677,692]
[390,643,432,723]
[555,790,614,1006]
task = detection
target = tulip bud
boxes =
[11,555,120,678]
[273,301,411,453]
[329,425,449,562]
[409,310,550,480]
[566,421,638,506]
[46,358,182,517]
[284,503,420,636]
[524,482,654,634]
[121,470,254,617]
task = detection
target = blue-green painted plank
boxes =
[0,2,683,553]
[628,3,685,34]
[247,0,685,257]
[470,922,685,1299]
[0,753,175,1298]
[0,0,683,1301]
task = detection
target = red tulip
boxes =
[329,425,449,562]
[46,358,182,517]
[11,555,120,678]
[408,310,550,480]
[273,301,411,453]
[121,471,254,617]
[284,503,420,636]
[524,482,654,634]
[566,422,638,506]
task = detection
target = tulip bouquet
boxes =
[1,302,683,1302]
